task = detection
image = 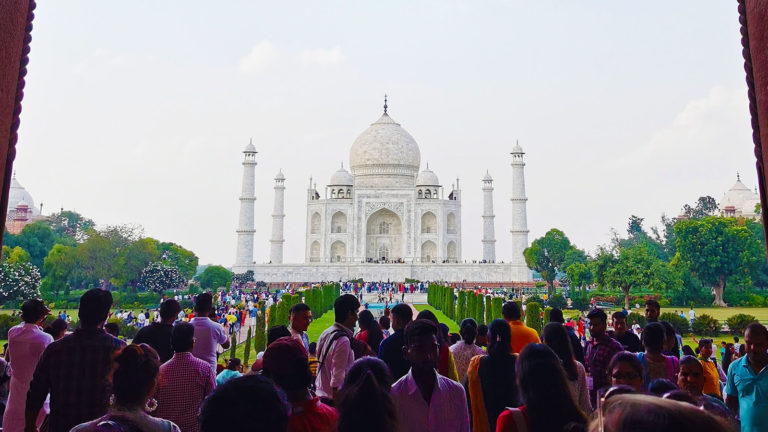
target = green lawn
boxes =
[307,310,336,344]
[413,305,460,334]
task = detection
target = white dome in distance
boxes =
[416,165,440,186]
[6,174,39,221]
[329,164,353,186]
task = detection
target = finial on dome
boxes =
[341,161,344,169]
[383,94,388,114]
[737,171,741,181]
[426,162,429,170]
[12,171,16,180]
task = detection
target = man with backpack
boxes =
[315,294,361,407]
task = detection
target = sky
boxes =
[14,1,756,266]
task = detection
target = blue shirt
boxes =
[216,369,242,386]
[378,328,410,381]
[725,356,768,432]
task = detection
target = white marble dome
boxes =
[416,166,439,186]
[721,177,760,217]
[349,113,421,187]
[329,165,353,185]
[6,175,39,221]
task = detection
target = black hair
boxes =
[746,322,768,340]
[647,378,677,396]
[195,293,213,313]
[542,322,578,381]
[79,289,113,327]
[517,344,587,431]
[608,352,643,379]
[267,325,291,346]
[378,315,390,330]
[262,351,313,393]
[171,322,195,352]
[289,302,311,315]
[334,294,361,324]
[734,336,739,343]
[358,309,384,353]
[404,319,438,346]
[488,318,511,356]
[477,324,489,339]
[104,322,120,338]
[415,310,447,346]
[481,318,519,431]
[682,345,695,356]
[549,308,564,324]
[645,299,661,311]
[502,301,521,320]
[308,342,317,355]
[43,318,68,339]
[337,359,397,432]
[390,303,413,326]
[642,322,666,353]
[227,358,242,370]
[611,311,627,321]
[586,308,607,324]
[679,355,703,373]
[160,299,182,320]
[112,344,160,408]
[459,318,478,344]
[21,299,47,323]
[199,375,289,432]
[660,321,680,358]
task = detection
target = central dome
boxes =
[349,113,421,187]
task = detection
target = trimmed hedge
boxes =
[691,314,720,336]
[726,313,758,335]
[525,302,543,335]
[660,312,690,335]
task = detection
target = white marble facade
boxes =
[234,102,532,282]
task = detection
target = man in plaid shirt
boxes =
[154,322,216,432]
[585,308,623,407]
[25,289,126,432]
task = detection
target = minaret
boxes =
[234,139,258,271]
[270,170,286,264]
[510,141,532,281]
[481,171,496,262]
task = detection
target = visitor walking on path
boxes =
[501,301,539,354]
[289,303,312,352]
[644,299,661,323]
[336,357,396,432]
[725,323,768,432]
[25,289,126,432]
[356,309,384,355]
[549,308,584,364]
[415,310,459,381]
[449,318,485,384]
[133,299,181,363]
[190,293,230,372]
[391,319,469,432]
[608,311,642,353]
[584,308,623,407]
[636,322,679,388]
[378,303,413,381]
[315,294,360,406]
[542,322,591,413]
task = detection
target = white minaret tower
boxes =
[510,141,533,281]
[481,171,496,263]
[269,169,286,264]
[234,139,258,272]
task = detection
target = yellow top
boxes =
[507,320,541,354]
[699,357,722,398]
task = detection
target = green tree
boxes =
[74,230,116,288]
[0,261,41,306]
[159,242,199,281]
[675,217,764,306]
[565,262,592,292]
[199,265,232,290]
[605,243,680,309]
[524,229,573,297]
[2,246,31,264]
[48,210,95,242]
[41,244,76,298]
[525,302,543,335]
[243,327,253,366]
[5,221,58,270]
[681,196,719,220]
[113,238,160,289]
[590,248,616,289]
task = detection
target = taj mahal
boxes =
[232,99,532,283]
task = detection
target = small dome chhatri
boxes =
[416,164,440,186]
[329,162,353,186]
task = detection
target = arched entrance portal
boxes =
[366,208,403,262]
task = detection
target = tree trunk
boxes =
[548,281,555,299]
[712,275,727,307]
[622,287,630,310]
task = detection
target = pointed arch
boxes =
[421,212,437,234]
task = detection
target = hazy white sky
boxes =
[15,1,755,266]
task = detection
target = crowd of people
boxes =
[0,288,765,431]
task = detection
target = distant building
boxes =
[5,173,44,234]
[719,173,761,219]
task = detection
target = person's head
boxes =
[21,299,49,324]
[78,288,113,328]
[647,378,677,396]
[358,309,377,331]
[227,357,242,372]
[44,318,68,340]
[334,294,361,329]
[194,293,213,315]
[721,341,727,348]
[476,324,489,347]
[549,308,564,324]
[390,303,412,330]
[593,394,732,432]
[611,311,628,336]
[403,319,439,372]
[111,344,160,409]
[308,342,317,356]
[459,318,478,345]
[488,318,512,356]
[288,303,312,333]
[682,345,695,356]
[608,352,643,392]
[725,343,734,356]
[337,357,397,432]
[517,344,587,430]
[267,325,291,346]
[677,356,704,396]
[697,338,713,359]
[659,321,677,351]
[734,336,740,343]
[745,322,768,365]
[587,308,608,338]
[645,299,661,322]
[104,322,120,338]
[199,375,289,432]
[502,301,522,321]
[642,322,666,354]
[378,315,390,331]
[171,322,195,353]
[159,299,182,322]
[542,322,577,381]
[262,337,312,394]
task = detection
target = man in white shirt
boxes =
[391,319,469,432]
[688,307,695,325]
[190,293,230,371]
[315,294,360,406]
[289,303,312,352]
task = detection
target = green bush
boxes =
[726,313,758,335]
[243,327,252,366]
[747,294,766,307]
[548,294,567,310]
[525,302,543,335]
[658,298,671,307]
[526,296,545,305]
[660,312,690,335]
[0,314,22,339]
[626,312,646,328]
[724,289,750,307]
[570,295,590,312]
[543,307,552,324]
[691,314,721,336]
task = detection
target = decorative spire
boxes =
[426,162,430,170]
[341,161,344,169]
[737,171,741,181]
[383,94,388,114]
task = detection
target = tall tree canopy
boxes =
[524,228,573,296]
[198,265,233,290]
[605,243,680,309]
